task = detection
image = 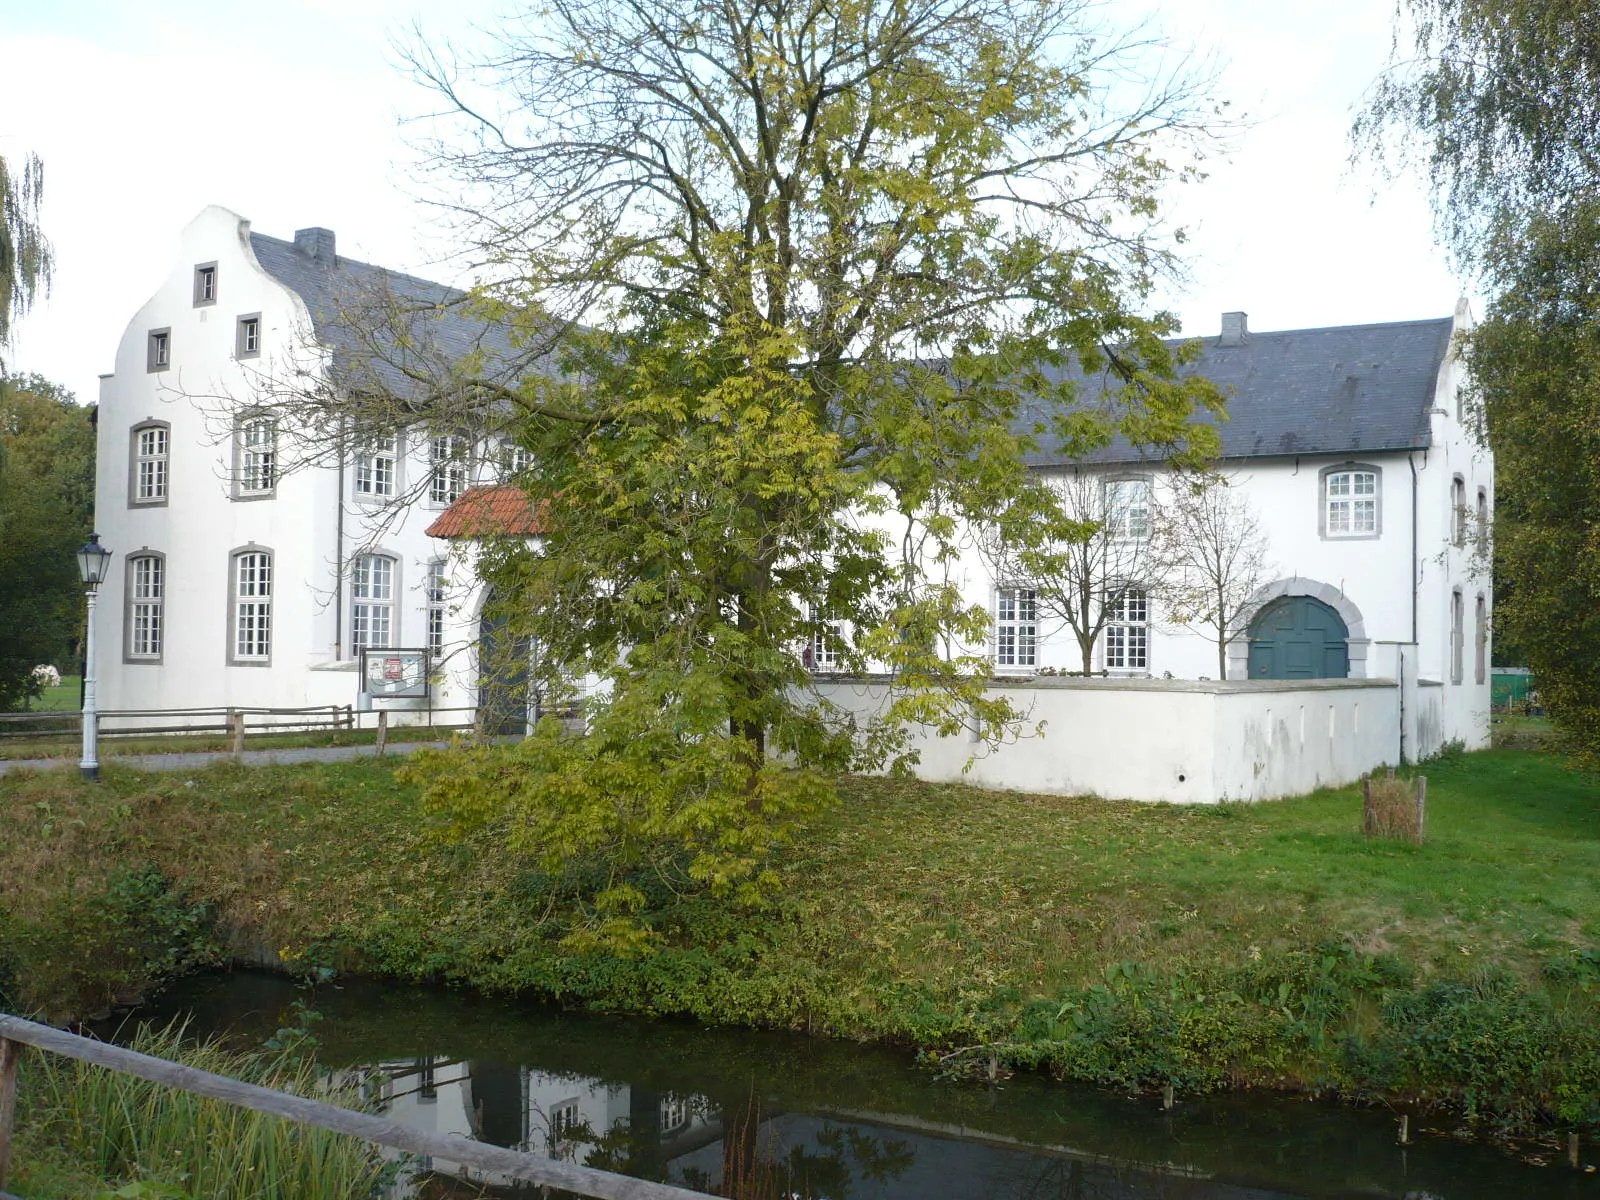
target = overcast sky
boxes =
[3,0,1462,407]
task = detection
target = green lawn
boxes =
[3,744,1597,1126]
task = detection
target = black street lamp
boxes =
[77,534,112,781]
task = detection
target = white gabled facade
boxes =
[93,206,482,721]
[91,206,1491,777]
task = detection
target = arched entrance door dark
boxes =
[477,589,532,735]
[1247,595,1350,679]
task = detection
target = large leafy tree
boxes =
[375,0,1226,930]
[1358,0,1600,762]
[0,376,94,709]
[1,152,52,365]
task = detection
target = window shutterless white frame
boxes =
[354,431,400,500]
[1450,587,1464,685]
[129,421,170,506]
[193,262,217,307]
[1320,464,1381,539]
[1104,587,1150,671]
[1104,477,1152,541]
[428,434,468,505]
[994,587,1037,669]
[236,313,261,359]
[124,552,165,663]
[147,328,171,373]
[425,559,447,656]
[235,414,277,498]
[1451,475,1467,547]
[1476,487,1489,550]
[229,547,273,665]
[350,553,398,654]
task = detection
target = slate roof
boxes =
[1026,316,1456,467]
[249,229,523,399]
[425,484,547,539]
[251,225,1454,465]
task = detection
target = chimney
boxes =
[293,227,337,263]
[1219,311,1248,347]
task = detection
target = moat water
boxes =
[134,970,1600,1199]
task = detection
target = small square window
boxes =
[237,314,261,359]
[194,263,217,307]
[147,329,171,372]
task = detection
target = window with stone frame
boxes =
[425,559,448,657]
[1103,587,1149,670]
[1324,468,1378,537]
[994,587,1037,668]
[1104,477,1152,541]
[354,430,400,499]
[429,433,468,504]
[232,550,273,661]
[126,554,164,660]
[132,423,169,503]
[236,415,277,495]
[351,554,397,653]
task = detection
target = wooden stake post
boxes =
[0,1037,19,1191]
[375,710,389,756]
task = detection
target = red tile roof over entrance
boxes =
[425,485,547,539]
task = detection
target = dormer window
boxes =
[194,263,217,307]
[236,314,261,359]
[147,329,171,373]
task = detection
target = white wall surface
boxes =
[813,675,1400,803]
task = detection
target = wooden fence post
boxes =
[0,1036,20,1191]
[229,710,246,755]
[375,710,389,756]
[1362,775,1374,835]
[1414,775,1428,844]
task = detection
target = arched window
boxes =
[129,421,170,505]
[1451,476,1467,547]
[229,548,273,664]
[1103,476,1152,541]
[124,552,165,662]
[351,553,398,653]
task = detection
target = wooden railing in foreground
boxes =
[0,1014,716,1200]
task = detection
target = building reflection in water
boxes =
[343,1057,1291,1200]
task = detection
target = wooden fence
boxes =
[0,1014,716,1199]
[0,704,483,745]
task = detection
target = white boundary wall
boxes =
[813,676,1401,804]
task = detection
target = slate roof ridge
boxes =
[248,230,472,301]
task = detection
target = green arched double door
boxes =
[1247,596,1349,680]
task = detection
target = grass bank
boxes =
[6,1020,386,1199]
[2,746,1597,1135]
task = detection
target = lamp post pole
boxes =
[80,584,100,780]
[76,533,112,782]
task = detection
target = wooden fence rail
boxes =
[0,1014,716,1200]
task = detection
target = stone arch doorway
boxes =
[476,588,531,735]
[1247,595,1350,680]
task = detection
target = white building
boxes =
[91,206,1492,794]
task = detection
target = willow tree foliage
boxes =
[0,153,53,365]
[387,0,1225,928]
[1359,0,1600,762]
